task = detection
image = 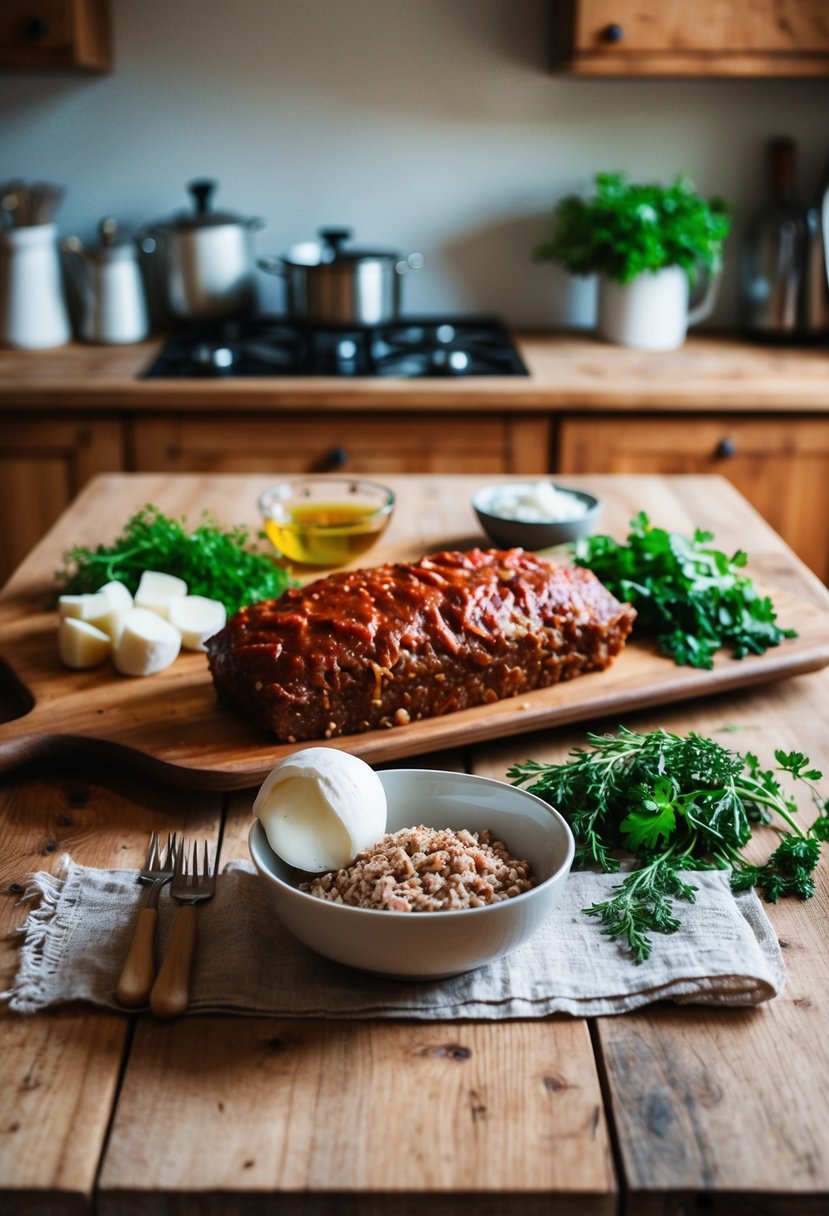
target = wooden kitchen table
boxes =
[0,473,827,1216]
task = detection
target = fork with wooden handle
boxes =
[150,839,216,1019]
[114,831,177,1008]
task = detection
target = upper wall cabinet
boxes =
[0,0,111,72]
[551,0,829,77]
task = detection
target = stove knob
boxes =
[192,344,235,374]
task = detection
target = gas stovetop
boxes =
[141,315,529,378]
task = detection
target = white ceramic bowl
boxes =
[472,481,601,550]
[249,767,575,980]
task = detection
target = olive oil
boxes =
[263,501,390,566]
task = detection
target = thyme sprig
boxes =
[509,726,828,962]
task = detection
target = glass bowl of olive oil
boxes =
[259,478,396,567]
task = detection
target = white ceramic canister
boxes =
[597,264,721,352]
[0,223,72,349]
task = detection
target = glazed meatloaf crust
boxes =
[205,547,636,743]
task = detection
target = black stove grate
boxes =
[141,315,529,379]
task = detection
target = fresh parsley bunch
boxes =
[534,172,730,285]
[509,726,829,963]
[573,511,796,669]
[56,504,292,614]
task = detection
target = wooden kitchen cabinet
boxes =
[0,0,111,72]
[129,413,552,478]
[557,414,829,580]
[550,0,829,76]
[0,416,124,585]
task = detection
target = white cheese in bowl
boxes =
[253,747,387,873]
[485,482,589,523]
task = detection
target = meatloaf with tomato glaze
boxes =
[205,548,636,742]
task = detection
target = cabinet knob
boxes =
[23,16,51,41]
[601,23,625,44]
[714,437,736,459]
[324,445,350,470]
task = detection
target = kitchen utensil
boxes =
[147,179,265,320]
[62,219,151,345]
[28,181,65,226]
[114,831,178,1008]
[150,838,216,1019]
[259,476,395,566]
[0,221,72,349]
[0,179,64,228]
[249,768,574,980]
[258,227,424,326]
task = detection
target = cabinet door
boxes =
[552,0,829,76]
[0,0,111,71]
[0,417,123,587]
[557,415,829,581]
[130,413,551,477]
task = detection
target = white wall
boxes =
[1,0,827,329]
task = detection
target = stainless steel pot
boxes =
[258,228,424,327]
[148,180,265,320]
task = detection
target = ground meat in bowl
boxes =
[299,824,537,912]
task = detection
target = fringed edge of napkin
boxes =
[1,853,73,1014]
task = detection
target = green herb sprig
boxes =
[509,726,829,963]
[534,172,730,285]
[573,511,796,669]
[55,504,292,614]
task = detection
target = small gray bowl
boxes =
[472,481,601,550]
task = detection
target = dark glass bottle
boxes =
[739,136,809,341]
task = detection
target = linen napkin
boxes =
[4,854,784,1018]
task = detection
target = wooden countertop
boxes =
[1,472,828,1214]
[2,331,829,412]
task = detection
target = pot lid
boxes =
[165,179,248,229]
[283,227,402,266]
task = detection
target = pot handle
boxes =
[395,252,425,275]
[257,256,285,276]
[687,263,722,328]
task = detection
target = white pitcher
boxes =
[0,223,71,349]
[597,264,721,352]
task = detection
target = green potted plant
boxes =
[535,173,730,351]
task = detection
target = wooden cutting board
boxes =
[2,471,827,791]
[0,582,827,790]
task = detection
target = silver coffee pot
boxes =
[62,218,151,345]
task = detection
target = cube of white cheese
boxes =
[168,595,227,651]
[134,570,188,620]
[113,607,182,676]
[58,618,112,669]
